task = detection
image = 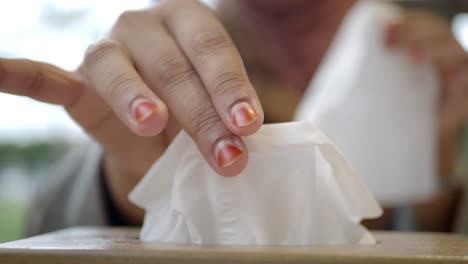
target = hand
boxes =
[385,10,468,176]
[0,0,264,223]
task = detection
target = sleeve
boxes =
[25,141,112,236]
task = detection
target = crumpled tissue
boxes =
[129,122,382,246]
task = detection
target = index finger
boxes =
[0,58,83,106]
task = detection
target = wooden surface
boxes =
[0,227,468,263]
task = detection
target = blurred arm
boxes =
[25,143,123,236]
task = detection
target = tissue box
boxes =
[1,227,467,264]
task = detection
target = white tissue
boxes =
[129,122,382,246]
[295,1,439,206]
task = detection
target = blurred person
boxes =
[0,0,466,235]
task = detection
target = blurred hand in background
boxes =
[385,10,468,177]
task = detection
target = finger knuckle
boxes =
[155,55,196,89]
[84,40,120,67]
[191,30,232,56]
[24,64,45,98]
[188,104,222,138]
[115,10,145,29]
[103,71,140,100]
[212,69,247,97]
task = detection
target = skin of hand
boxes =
[0,0,264,224]
[385,10,468,177]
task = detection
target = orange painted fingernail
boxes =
[231,102,258,127]
[132,98,158,123]
[215,139,243,168]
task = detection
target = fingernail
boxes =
[231,102,258,127]
[132,98,158,123]
[214,139,243,168]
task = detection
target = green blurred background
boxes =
[0,143,66,242]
